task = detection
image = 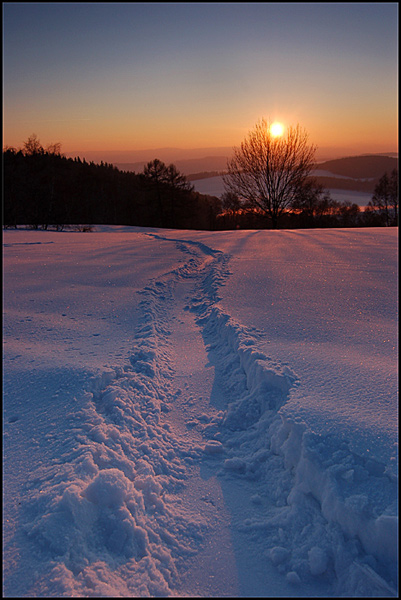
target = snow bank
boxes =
[192,305,398,595]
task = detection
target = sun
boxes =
[270,122,285,137]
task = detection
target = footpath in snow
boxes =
[3,227,398,597]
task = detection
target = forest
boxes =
[3,144,221,231]
[2,139,398,231]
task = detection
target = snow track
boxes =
[11,233,398,597]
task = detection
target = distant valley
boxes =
[114,153,398,196]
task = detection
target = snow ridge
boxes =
[169,234,398,596]
[19,232,397,597]
[188,239,397,596]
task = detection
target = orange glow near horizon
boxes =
[3,110,398,163]
[3,103,398,161]
[3,4,398,163]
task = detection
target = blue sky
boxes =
[3,2,398,159]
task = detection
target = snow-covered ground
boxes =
[192,175,373,207]
[3,225,398,597]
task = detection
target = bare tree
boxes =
[22,134,62,156]
[389,168,398,225]
[368,170,398,226]
[223,119,317,228]
[23,133,43,155]
[46,141,62,155]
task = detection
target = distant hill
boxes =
[114,155,230,175]
[66,146,233,165]
[187,154,398,195]
[113,153,397,196]
[187,171,225,181]
[316,155,398,180]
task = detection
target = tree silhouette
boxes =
[389,169,398,225]
[143,159,194,227]
[368,169,398,226]
[291,179,332,227]
[23,133,43,155]
[223,119,316,228]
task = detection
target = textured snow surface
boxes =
[3,226,398,597]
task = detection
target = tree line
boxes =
[217,170,398,229]
[3,131,398,231]
[3,135,221,231]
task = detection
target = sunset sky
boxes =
[3,2,398,161]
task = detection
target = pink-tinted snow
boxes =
[3,226,398,598]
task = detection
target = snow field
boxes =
[3,227,398,597]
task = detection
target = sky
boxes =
[2,2,399,161]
